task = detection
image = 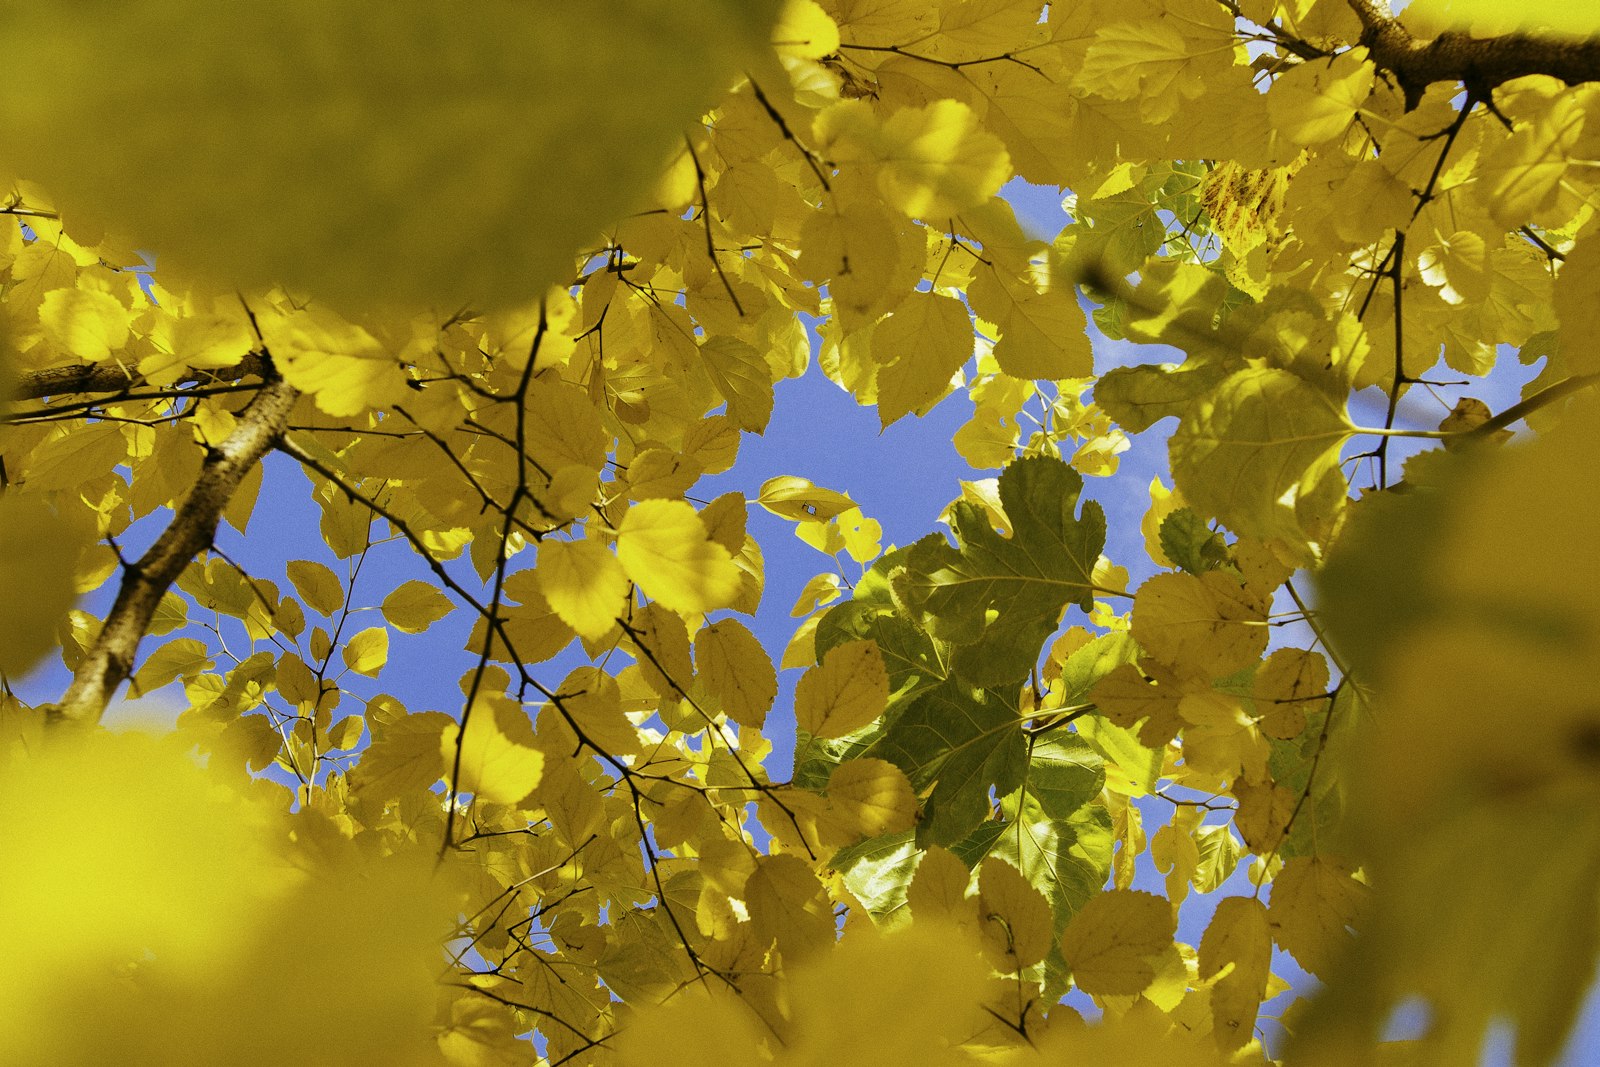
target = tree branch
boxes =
[49,364,300,727]
[1347,0,1600,108]
[8,353,270,403]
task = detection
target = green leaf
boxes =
[1157,507,1232,575]
[831,830,920,929]
[868,680,1025,846]
[895,455,1106,688]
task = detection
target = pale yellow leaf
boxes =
[441,695,544,806]
[616,499,740,615]
[534,539,629,641]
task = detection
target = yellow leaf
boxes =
[757,474,858,521]
[744,853,834,961]
[838,506,883,564]
[286,559,344,617]
[0,0,781,310]
[628,601,695,701]
[1267,855,1366,979]
[783,920,991,1064]
[1555,226,1600,375]
[826,757,919,838]
[379,580,454,635]
[907,844,978,927]
[37,287,129,361]
[773,0,839,59]
[141,305,253,386]
[0,729,461,1065]
[795,638,890,738]
[875,99,1012,217]
[1267,48,1374,145]
[1140,476,1182,569]
[977,855,1054,970]
[700,334,775,433]
[257,305,405,418]
[1252,647,1328,740]
[875,290,973,427]
[1407,0,1600,38]
[968,265,1093,380]
[615,500,739,616]
[523,378,610,519]
[1131,571,1270,680]
[1060,888,1175,996]
[534,538,629,641]
[1232,774,1295,852]
[1198,896,1273,1053]
[694,618,776,728]
[341,626,389,678]
[441,695,544,806]
[1171,367,1354,557]
[550,666,641,757]
[0,497,84,676]
[1076,21,1200,124]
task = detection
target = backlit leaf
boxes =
[616,499,740,616]
[379,580,453,635]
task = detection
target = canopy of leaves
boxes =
[3,0,1599,1064]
